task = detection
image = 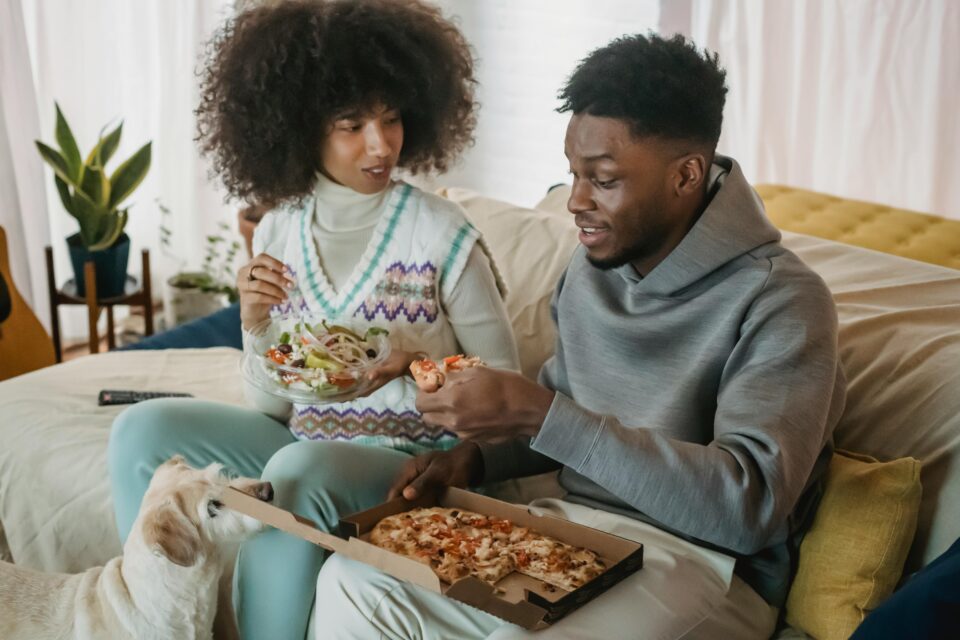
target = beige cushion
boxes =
[439,187,578,380]
[780,232,960,574]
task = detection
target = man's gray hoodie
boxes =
[479,156,846,607]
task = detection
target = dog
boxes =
[0,455,273,640]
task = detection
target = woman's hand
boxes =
[237,253,293,329]
[387,441,484,500]
[359,349,422,397]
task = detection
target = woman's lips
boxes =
[362,165,391,181]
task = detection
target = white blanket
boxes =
[0,348,246,570]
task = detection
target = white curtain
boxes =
[429,1,958,220]
[19,0,236,337]
[0,0,51,323]
[425,0,661,207]
[7,0,956,340]
[667,0,960,220]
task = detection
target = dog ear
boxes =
[142,503,203,567]
[165,454,187,467]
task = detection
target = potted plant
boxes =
[159,200,241,328]
[35,104,151,298]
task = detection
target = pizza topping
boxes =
[369,507,606,591]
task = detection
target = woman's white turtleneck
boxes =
[311,171,389,293]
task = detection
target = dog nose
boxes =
[256,482,274,502]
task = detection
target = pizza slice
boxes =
[409,358,444,393]
[510,535,606,591]
[409,354,485,393]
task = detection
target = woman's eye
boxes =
[336,122,361,132]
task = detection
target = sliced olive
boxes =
[366,349,377,358]
[277,343,293,354]
[289,358,306,368]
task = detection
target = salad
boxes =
[258,319,390,397]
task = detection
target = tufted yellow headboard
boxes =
[756,185,960,271]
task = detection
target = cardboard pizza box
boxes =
[222,486,643,630]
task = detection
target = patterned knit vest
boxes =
[253,181,495,454]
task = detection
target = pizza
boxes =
[409,354,484,393]
[369,506,605,591]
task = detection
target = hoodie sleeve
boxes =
[529,267,845,555]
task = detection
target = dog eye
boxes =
[207,500,223,518]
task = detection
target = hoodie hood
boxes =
[617,155,781,296]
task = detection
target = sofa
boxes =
[1,184,958,637]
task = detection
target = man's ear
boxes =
[142,503,202,567]
[672,153,707,196]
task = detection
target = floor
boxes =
[61,310,153,361]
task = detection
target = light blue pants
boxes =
[108,398,411,640]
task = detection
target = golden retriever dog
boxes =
[0,456,273,640]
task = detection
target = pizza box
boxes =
[222,486,643,630]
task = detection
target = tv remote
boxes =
[98,390,194,406]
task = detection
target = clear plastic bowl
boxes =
[241,313,392,405]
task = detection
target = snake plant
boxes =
[35,103,151,251]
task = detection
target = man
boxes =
[313,33,845,639]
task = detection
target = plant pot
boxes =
[67,232,131,298]
[163,273,229,328]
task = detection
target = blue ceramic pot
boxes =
[67,232,130,298]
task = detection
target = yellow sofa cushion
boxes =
[755,184,960,270]
[785,451,922,640]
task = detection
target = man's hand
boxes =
[415,367,555,441]
[388,442,485,500]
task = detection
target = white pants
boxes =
[314,497,779,640]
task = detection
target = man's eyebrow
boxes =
[581,153,615,163]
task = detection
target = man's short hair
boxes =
[558,33,727,148]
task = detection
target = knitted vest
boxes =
[253,182,492,453]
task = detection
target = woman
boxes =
[108,1,518,637]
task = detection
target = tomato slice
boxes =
[327,374,356,390]
[515,550,530,568]
[267,348,287,365]
[443,355,463,368]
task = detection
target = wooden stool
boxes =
[45,247,154,361]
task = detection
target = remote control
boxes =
[98,390,194,406]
